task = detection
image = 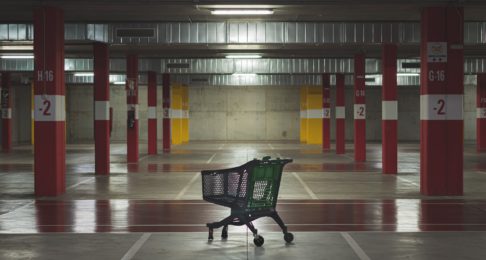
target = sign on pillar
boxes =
[354,54,366,162]
[322,74,331,151]
[33,6,66,196]
[420,7,464,195]
[382,44,398,174]
[335,74,345,154]
[93,42,110,175]
[147,71,157,155]
[477,74,486,152]
[1,72,12,152]
[162,73,171,153]
[126,54,139,163]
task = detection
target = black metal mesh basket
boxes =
[202,160,256,210]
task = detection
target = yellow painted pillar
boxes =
[305,85,323,145]
[181,84,189,143]
[171,84,183,145]
[300,86,308,143]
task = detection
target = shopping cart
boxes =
[201,156,293,247]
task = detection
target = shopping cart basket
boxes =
[201,156,293,247]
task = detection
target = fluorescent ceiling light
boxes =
[232,73,257,76]
[211,9,273,15]
[113,81,126,85]
[397,73,420,76]
[226,54,262,59]
[0,55,33,59]
[74,72,94,77]
[0,46,33,51]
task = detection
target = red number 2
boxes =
[358,107,365,116]
[437,99,445,115]
[43,100,51,116]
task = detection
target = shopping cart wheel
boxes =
[221,225,228,239]
[253,235,264,247]
[208,228,214,240]
[284,232,294,243]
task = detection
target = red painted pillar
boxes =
[382,44,398,174]
[477,74,486,152]
[126,55,139,163]
[420,7,463,195]
[1,72,12,152]
[322,73,331,151]
[147,71,157,155]
[335,73,345,154]
[33,7,66,196]
[94,43,110,175]
[354,54,366,162]
[162,73,171,153]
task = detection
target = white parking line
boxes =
[206,153,217,164]
[139,154,150,162]
[397,176,419,187]
[341,232,371,260]
[67,177,95,190]
[120,233,151,260]
[0,200,34,218]
[175,173,200,200]
[292,172,318,199]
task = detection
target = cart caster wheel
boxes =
[208,228,214,240]
[253,235,264,247]
[221,226,228,239]
[284,232,294,243]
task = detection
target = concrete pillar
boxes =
[335,73,345,154]
[354,54,366,162]
[94,42,110,175]
[322,73,331,151]
[1,72,12,152]
[33,6,66,196]
[420,7,464,195]
[382,44,398,174]
[147,71,157,154]
[126,54,139,163]
[162,73,171,153]
[477,74,486,152]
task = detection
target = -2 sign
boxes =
[354,104,366,119]
[434,99,446,115]
[34,95,65,121]
[42,99,51,116]
[421,95,463,120]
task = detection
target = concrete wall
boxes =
[0,83,479,145]
[66,84,160,143]
[189,86,299,140]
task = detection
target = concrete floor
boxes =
[1,141,486,259]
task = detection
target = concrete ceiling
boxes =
[0,0,485,22]
[1,0,486,59]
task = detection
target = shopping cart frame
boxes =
[201,156,293,247]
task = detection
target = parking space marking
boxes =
[206,153,217,164]
[175,172,200,200]
[67,177,95,190]
[341,232,371,260]
[292,172,318,199]
[120,233,151,260]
